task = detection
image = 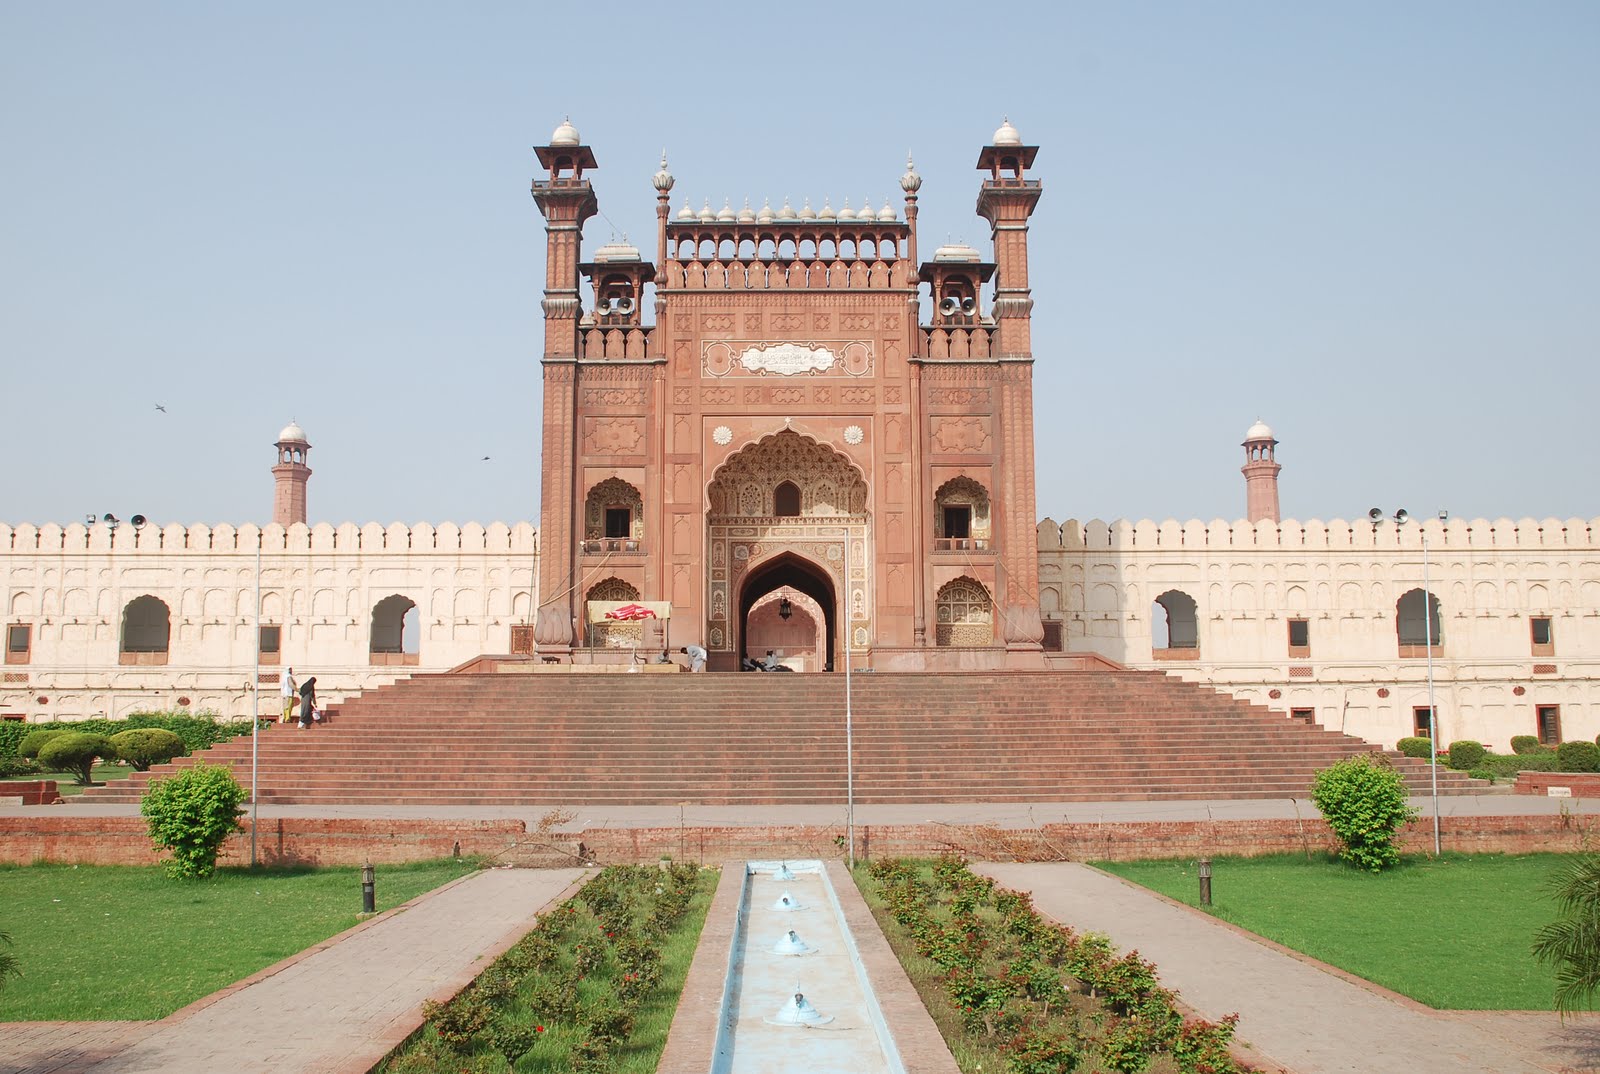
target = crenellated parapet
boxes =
[1,521,538,554]
[1040,517,1600,552]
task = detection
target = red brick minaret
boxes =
[975,118,1046,655]
[272,421,311,526]
[1242,419,1281,522]
[530,118,599,654]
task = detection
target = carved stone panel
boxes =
[584,417,644,455]
[931,417,993,453]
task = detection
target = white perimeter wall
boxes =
[0,521,537,721]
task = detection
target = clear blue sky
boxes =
[3,2,1595,528]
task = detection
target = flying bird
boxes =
[154,404,167,413]
[481,455,491,461]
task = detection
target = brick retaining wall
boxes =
[1,811,1595,867]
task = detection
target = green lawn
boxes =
[1094,852,1567,1010]
[0,858,481,1020]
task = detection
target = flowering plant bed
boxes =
[380,863,714,1073]
[858,857,1249,1073]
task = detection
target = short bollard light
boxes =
[1198,858,1213,907]
[362,861,376,914]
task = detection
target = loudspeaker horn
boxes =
[131,514,147,528]
[1368,508,1384,522]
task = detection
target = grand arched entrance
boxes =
[705,429,870,670]
[740,554,835,670]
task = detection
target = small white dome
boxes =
[837,198,856,221]
[716,199,736,223]
[777,196,798,222]
[652,152,674,192]
[737,198,756,223]
[933,242,982,263]
[877,199,897,222]
[676,198,695,221]
[900,153,922,193]
[698,200,716,223]
[550,117,580,146]
[592,239,640,262]
[818,198,836,221]
[798,198,816,221]
[993,117,1022,146]
[278,420,307,443]
[757,198,775,224]
[1245,419,1276,442]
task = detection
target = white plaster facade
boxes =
[1,521,536,721]
[5,512,1598,753]
[1038,516,1600,751]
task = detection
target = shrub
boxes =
[0,929,17,994]
[37,733,114,785]
[1310,753,1418,872]
[17,729,65,760]
[1558,742,1600,774]
[1511,735,1546,755]
[0,755,41,778]
[1478,752,1560,779]
[110,728,187,771]
[1396,737,1434,760]
[140,761,246,879]
[1446,741,1487,771]
[0,721,30,759]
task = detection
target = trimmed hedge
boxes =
[37,733,115,786]
[1445,741,1487,771]
[0,712,254,759]
[1396,737,1435,760]
[18,729,66,760]
[1510,735,1547,756]
[1557,741,1600,774]
[110,728,187,771]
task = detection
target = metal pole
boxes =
[1423,529,1440,855]
[845,604,855,869]
[250,539,261,867]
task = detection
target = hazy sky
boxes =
[3,2,1596,529]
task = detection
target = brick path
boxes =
[979,862,1588,1074]
[0,868,586,1074]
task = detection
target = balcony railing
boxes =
[934,537,990,552]
[582,539,644,554]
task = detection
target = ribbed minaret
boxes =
[1242,419,1281,523]
[272,420,311,526]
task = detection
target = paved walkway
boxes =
[0,868,586,1074]
[979,862,1594,1074]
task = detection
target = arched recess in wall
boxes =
[585,478,644,546]
[935,576,993,647]
[1152,590,1198,651]
[584,577,643,648]
[370,594,419,665]
[1396,588,1442,649]
[933,476,991,548]
[120,595,170,664]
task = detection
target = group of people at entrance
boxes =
[279,667,320,728]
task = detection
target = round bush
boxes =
[1396,737,1435,760]
[37,733,114,785]
[1311,754,1419,872]
[1557,741,1600,774]
[1510,735,1546,755]
[1446,740,1487,771]
[18,729,66,760]
[110,728,187,772]
[140,761,246,879]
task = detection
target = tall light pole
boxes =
[250,538,261,867]
[1370,507,1443,856]
[844,600,855,869]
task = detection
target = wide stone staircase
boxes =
[72,669,1487,805]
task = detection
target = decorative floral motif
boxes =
[712,426,733,446]
[843,425,864,445]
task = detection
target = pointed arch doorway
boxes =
[705,429,871,670]
[740,554,836,671]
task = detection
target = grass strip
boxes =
[0,857,481,1020]
[1095,852,1566,1010]
[381,863,716,1073]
